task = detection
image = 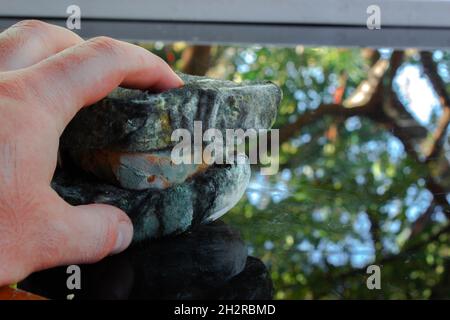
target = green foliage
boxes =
[141,43,450,299]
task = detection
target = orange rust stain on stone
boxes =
[160,176,171,189]
[186,163,210,180]
[147,174,171,189]
[146,154,171,166]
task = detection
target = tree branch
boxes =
[343,59,389,109]
[420,52,450,162]
[420,52,450,108]
[426,178,450,218]
[279,57,392,145]
[278,103,363,144]
[409,202,436,238]
[180,45,212,76]
[336,224,450,281]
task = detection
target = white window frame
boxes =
[1,0,449,48]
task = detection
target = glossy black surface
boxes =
[20,221,273,300]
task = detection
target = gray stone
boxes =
[52,158,250,243]
[60,73,281,153]
[53,73,281,242]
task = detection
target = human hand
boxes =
[0,20,183,286]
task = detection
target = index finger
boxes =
[0,20,83,72]
[18,36,183,132]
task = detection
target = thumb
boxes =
[36,192,134,270]
[64,203,134,259]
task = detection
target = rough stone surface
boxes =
[66,148,211,191]
[52,159,250,243]
[59,73,280,191]
[52,73,281,242]
[60,73,281,152]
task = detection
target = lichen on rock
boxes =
[53,72,281,243]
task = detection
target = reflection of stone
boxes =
[212,257,273,300]
[54,73,280,242]
[21,221,273,300]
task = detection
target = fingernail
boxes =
[111,221,133,255]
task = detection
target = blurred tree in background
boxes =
[141,42,449,299]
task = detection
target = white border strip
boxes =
[0,0,450,28]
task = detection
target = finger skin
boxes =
[0,22,183,286]
[31,190,133,273]
[0,20,83,72]
[17,36,184,133]
[0,187,133,286]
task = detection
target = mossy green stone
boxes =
[53,73,281,242]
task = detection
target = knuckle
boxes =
[11,19,49,36]
[86,36,123,57]
[38,207,118,265]
[92,213,118,260]
[79,212,118,262]
[4,20,55,59]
